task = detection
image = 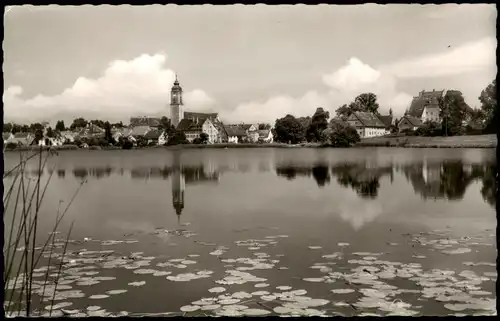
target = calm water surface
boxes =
[4,148,497,317]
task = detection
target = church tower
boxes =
[170,74,184,128]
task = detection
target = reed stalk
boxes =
[3,148,83,317]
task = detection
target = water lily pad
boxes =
[87,306,102,311]
[45,302,73,310]
[181,260,197,265]
[219,299,242,305]
[303,278,324,283]
[201,304,221,311]
[261,295,277,301]
[153,271,171,277]
[128,281,146,287]
[106,289,127,295]
[243,308,271,316]
[252,291,270,296]
[442,248,472,255]
[209,287,226,293]
[254,283,269,288]
[231,291,252,299]
[180,305,200,312]
[89,294,109,299]
[308,246,322,250]
[276,286,292,291]
[331,289,355,294]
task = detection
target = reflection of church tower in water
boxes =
[171,152,185,224]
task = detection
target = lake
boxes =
[3,148,497,317]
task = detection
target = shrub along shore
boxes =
[4,134,497,152]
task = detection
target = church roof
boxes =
[177,119,203,132]
[130,116,161,127]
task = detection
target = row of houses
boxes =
[3,117,275,147]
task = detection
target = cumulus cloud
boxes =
[224,57,413,123]
[3,53,215,124]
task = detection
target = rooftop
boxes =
[350,112,386,128]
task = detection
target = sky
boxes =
[3,4,497,125]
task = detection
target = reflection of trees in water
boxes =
[330,163,392,199]
[402,161,496,206]
[312,165,330,187]
[73,166,113,180]
[276,165,312,180]
[276,162,390,193]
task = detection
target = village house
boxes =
[78,123,105,140]
[128,126,152,145]
[421,105,441,124]
[240,124,259,142]
[6,132,34,147]
[183,112,224,143]
[377,115,394,135]
[258,129,274,143]
[144,129,168,145]
[177,116,219,143]
[398,116,423,132]
[346,112,387,138]
[223,125,247,144]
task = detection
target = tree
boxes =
[103,121,115,145]
[3,123,13,133]
[258,123,271,130]
[199,132,209,144]
[90,119,106,129]
[70,118,88,130]
[166,130,189,145]
[160,117,171,130]
[306,107,330,142]
[46,127,54,138]
[478,79,497,134]
[389,108,393,117]
[354,93,380,115]
[274,114,306,144]
[33,129,44,145]
[439,90,469,136]
[320,122,360,147]
[55,120,66,132]
[30,123,44,133]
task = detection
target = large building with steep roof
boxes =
[346,111,386,138]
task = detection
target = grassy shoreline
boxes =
[356,134,497,148]
[4,134,497,152]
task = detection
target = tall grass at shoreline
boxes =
[3,147,84,317]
